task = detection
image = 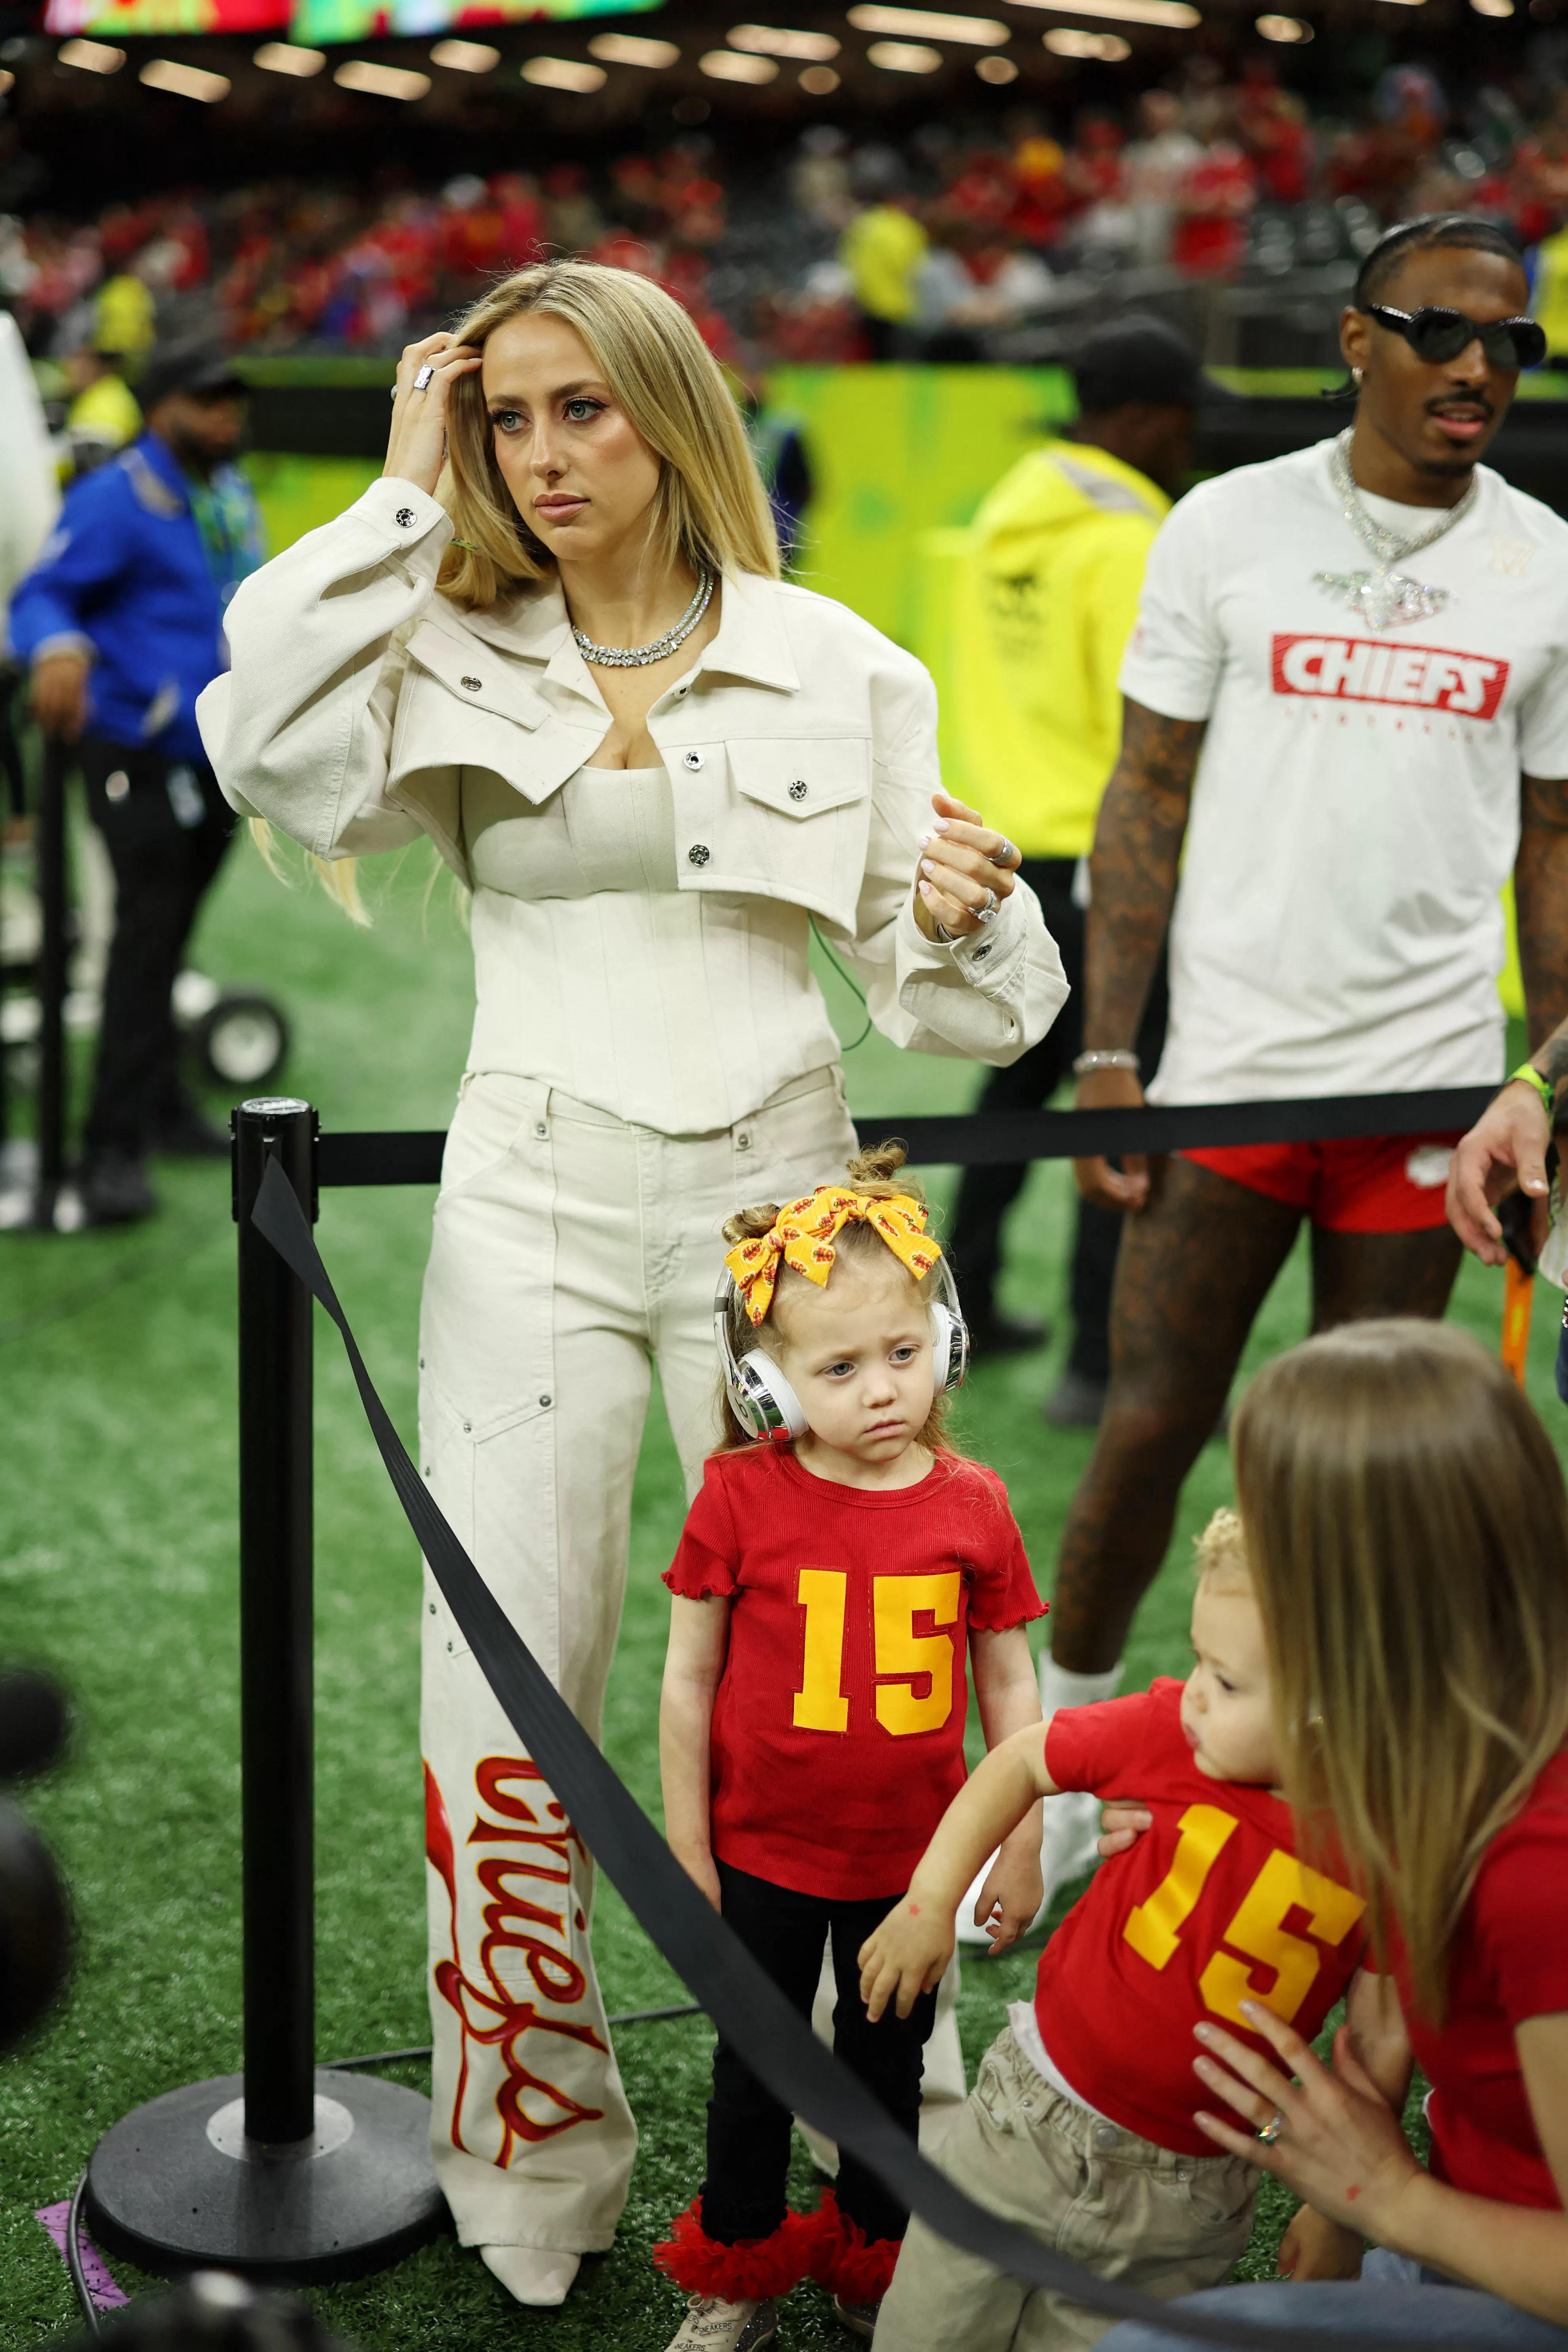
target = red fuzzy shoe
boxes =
[806,2190,901,2306]
[653,2199,817,2302]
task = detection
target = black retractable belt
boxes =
[312,1085,1503,1191]
[250,1158,1504,2352]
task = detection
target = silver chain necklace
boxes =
[1313,430,1479,632]
[570,569,714,668]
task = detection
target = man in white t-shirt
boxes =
[1030,214,1568,1901]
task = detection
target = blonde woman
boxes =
[196,262,1066,2306]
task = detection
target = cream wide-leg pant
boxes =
[416,1066,967,2255]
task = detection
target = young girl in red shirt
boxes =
[860,1505,1384,2349]
[652,1144,1047,2352]
[1095,1320,1568,2350]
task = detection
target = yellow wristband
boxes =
[1509,1063,1556,1121]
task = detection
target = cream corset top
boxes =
[464,764,676,900]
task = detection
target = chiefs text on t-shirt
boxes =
[1119,441,1568,1106]
[1038,1680,1367,2156]
[1393,1744,1568,2212]
[664,1446,1044,1902]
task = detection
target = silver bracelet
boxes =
[1072,1049,1140,1076]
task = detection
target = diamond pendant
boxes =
[1312,565,1452,632]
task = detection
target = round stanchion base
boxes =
[85,2069,446,2284]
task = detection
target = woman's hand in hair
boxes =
[1189,2000,1423,2241]
[912,792,1022,942]
[385,331,482,499]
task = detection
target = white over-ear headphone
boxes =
[713,1250,970,1445]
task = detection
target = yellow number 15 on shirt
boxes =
[1123,1801,1366,2028]
[793,1568,961,1736]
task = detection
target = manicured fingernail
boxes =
[931,816,951,832]
[921,858,936,876]
[919,879,934,897]
[917,832,932,845]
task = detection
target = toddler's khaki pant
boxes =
[874,2029,1257,2352]
[416,1066,966,2257]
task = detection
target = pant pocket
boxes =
[743,1070,857,1203]
[437,1073,549,1202]
[1181,2159,1257,2239]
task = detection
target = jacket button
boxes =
[1093,2124,1119,2152]
[975,942,991,959]
[788,778,808,801]
[682,750,704,771]
[461,675,482,692]
[688,843,710,866]
[395,507,416,527]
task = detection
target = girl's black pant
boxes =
[700,1859,938,2249]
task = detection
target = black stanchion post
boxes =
[33,737,69,1228]
[236,1097,317,2142]
[82,1099,444,2282]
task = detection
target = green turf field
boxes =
[0,831,1551,2346]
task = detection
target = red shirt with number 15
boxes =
[664,1445,1044,1902]
[1038,1681,1368,2156]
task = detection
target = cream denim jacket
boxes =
[197,475,1067,1066]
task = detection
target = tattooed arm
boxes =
[1074,698,1207,1214]
[1447,771,1568,1263]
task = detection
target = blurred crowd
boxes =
[11,54,1568,381]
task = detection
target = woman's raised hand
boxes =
[912,791,1023,942]
[384,331,483,499]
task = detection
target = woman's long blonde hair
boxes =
[263,260,779,919]
[1232,1318,1568,2018]
[437,259,778,607]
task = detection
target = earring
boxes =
[1352,366,1364,385]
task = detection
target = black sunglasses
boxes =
[1362,302,1547,371]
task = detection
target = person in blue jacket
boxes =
[11,341,263,1223]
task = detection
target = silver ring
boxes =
[975,886,999,926]
[1257,2108,1285,2145]
[995,836,1019,870]
[412,362,435,393]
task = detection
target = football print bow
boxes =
[725,1186,940,1326]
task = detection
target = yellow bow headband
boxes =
[724,1186,940,1327]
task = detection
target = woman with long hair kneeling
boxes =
[1099,1320,1568,2348]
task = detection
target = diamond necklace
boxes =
[1312,429,1480,633]
[570,569,714,668]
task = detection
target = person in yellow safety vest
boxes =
[63,347,143,477]
[945,314,1225,1425]
[1531,219,1568,361]
[839,195,928,361]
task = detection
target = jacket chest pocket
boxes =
[721,736,872,919]
[391,628,588,811]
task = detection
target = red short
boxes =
[1182,1133,1462,1234]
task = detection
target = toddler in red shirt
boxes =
[652,1145,1047,2352]
[861,1509,1390,2350]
